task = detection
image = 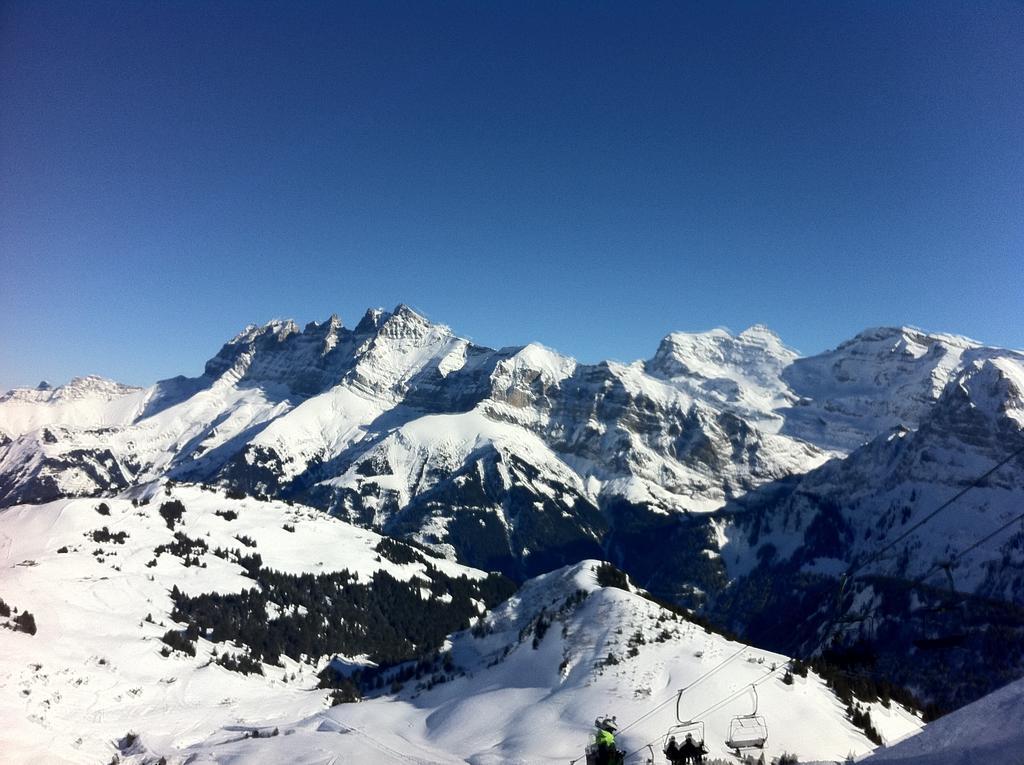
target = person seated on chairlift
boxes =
[593,717,622,765]
[664,734,684,764]
[679,732,708,764]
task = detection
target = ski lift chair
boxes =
[725,685,768,753]
[664,720,705,749]
[663,720,706,763]
[725,715,768,750]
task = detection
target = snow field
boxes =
[0,485,484,764]
[162,562,921,764]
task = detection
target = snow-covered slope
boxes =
[120,561,922,765]
[0,377,148,436]
[862,675,1024,765]
[0,484,502,764]
[780,327,998,452]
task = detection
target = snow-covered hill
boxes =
[860,675,1024,765]
[0,484,508,764]
[106,561,921,765]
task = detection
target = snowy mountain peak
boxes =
[302,313,342,333]
[842,325,980,356]
[935,355,1024,429]
[61,375,143,398]
[226,318,302,347]
[489,342,577,401]
[645,326,798,426]
[648,326,797,380]
[738,322,786,343]
[1,375,142,404]
[377,303,444,340]
[354,307,386,333]
[779,325,996,451]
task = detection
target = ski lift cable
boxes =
[616,579,834,759]
[614,558,868,762]
[615,445,1024,762]
[618,569,859,764]
[825,505,1024,643]
[621,664,786,762]
[686,666,782,723]
[565,643,754,762]
[911,507,1024,589]
[816,441,1024,649]
[616,642,750,735]
[844,441,1024,582]
[577,444,1024,763]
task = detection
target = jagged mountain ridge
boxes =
[1,308,1020,587]
[3,307,1024,733]
[0,306,830,576]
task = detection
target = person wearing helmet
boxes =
[594,717,619,765]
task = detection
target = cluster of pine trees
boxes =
[0,597,36,635]
[169,558,515,670]
[158,500,186,530]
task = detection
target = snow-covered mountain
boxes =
[702,352,1024,711]
[3,307,1023,753]
[779,326,1003,452]
[723,353,1024,600]
[0,306,833,578]
[0,376,147,434]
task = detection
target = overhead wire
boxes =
[621,662,789,762]
[573,441,1024,763]
[911,507,1024,590]
[567,642,752,763]
[617,642,750,734]
[843,441,1024,582]
[816,440,1024,649]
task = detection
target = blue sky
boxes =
[1,1,1022,390]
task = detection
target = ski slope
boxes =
[125,563,922,764]
[0,485,483,764]
[862,676,1024,765]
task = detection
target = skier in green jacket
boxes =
[593,717,621,765]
